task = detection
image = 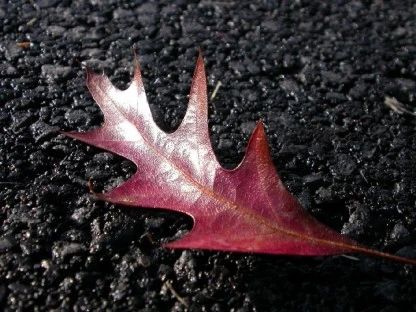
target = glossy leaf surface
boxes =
[64,52,416,265]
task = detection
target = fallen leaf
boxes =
[63,51,416,265]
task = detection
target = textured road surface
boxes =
[1,1,416,311]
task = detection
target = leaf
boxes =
[64,51,416,265]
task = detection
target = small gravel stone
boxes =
[0,63,18,77]
[64,109,91,127]
[34,0,58,9]
[53,242,87,260]
[2,42,21,61]
[47,25,66,37]
[29,121,56,143]
[240,121,256,135]
[41,65,72,82]
[325,92,347,103]
[0,236,16,252]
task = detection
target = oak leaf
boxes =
[64,51,416,265]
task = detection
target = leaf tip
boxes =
[251,119,268,147]
[186,48,208,114]
[132,47,143,84]
[195,48,205,76]
[255,119,265,131]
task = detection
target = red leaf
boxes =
[64,51,416,265]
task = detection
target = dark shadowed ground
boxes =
[1,1,416,311]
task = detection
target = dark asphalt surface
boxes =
[1,1,416,311]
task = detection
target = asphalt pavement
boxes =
[1,1,416,311]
